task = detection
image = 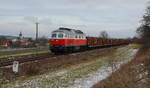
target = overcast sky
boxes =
[0,0,149,38]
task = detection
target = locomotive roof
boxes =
[53,27,84,34]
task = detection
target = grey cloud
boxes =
[0,0,149,38]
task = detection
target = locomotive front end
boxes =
[49,32,66,53]
[49,27,87,53]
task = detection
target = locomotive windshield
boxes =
[51,33,64,38]
[58,33,64,38]
[51,33,57,38]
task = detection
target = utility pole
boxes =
[35,22,39,56]
[35,22,39,42]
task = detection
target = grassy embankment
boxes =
[92,44,150,88]
[0,49,50,58]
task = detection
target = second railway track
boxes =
[0,53,55,67]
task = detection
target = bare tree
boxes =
[137,5,150,45]
[99,30,109,38]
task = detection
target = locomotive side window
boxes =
[76,35,78,39]
[79,35,81,39]
[75,35,78,39]
[78,35,80,39]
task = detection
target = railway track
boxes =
[0,50,87,67]
[0,44,128,67]
[0,53,55,67]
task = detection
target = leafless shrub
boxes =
[99,30,109,38]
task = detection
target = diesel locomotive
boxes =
[49,27,87,53]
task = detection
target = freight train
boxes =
[49,27,129,53]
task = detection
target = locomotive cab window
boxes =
[58,33,64,38]
[51,33,57,38]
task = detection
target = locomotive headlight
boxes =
[50,39,54,41]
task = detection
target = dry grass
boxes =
[92,45,150,88]
[23,63,41,76]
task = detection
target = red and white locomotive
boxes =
[49,27,87,53]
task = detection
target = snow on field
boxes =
[3,44,139,88]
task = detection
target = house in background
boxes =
[12,32,29,46]
[0,37,9,48]
[0,32,34,48]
